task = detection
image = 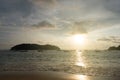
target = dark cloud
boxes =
[104,0,120,14]
[97,36,120,43]
[0,0,34,26]
[0,0,57,27]
[32,21,55,29]
[0,0,33,16]
[81,0,120,14]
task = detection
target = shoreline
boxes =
[0,71,120,80]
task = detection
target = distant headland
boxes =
[108,45,120,50]
[10,43,61,51]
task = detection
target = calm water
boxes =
[0,50,120,76]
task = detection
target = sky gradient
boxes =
[0,0,120,50]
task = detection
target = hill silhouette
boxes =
[108,45,120,50]
[10,44,60,51]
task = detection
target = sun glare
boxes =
[73,34,85,45]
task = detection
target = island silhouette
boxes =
[108,45,120,50]
[10,43,61,51]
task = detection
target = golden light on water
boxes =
[75,75,88,80]
[75,50,86,67]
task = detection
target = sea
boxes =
[0,50,120,77]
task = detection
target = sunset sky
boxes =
[0,0,120,50]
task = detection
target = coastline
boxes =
[0,71,120,80]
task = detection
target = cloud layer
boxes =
[0,0,120,28]
[32,21,55,29]
[0,0,34,26]
[98,36,120,43]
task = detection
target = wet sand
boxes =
[0,72,120,80]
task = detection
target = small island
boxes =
[10,43,61,51]
[108,45,120,50]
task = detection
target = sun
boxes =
[73,34,85,45]
[68,34,87,49]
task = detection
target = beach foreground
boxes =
[0,72,120,80]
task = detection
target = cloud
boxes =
[69,21,88,34]
[98,38,111,42]
[0,0,57,27]
[68,20,106,35]
[80,0,120,14]
[32,0,56,9]
[1,0,120,28]
[53,0,120,36]
[97,36,120,43]
[0,0,33,15]
[0,0,34,26]
[57,0,120,26]
[32,21,55,29]
[104,0,120,14]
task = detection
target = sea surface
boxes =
[0,50,120,77]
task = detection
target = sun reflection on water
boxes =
[75,75,88,80]
[75,50,86,67]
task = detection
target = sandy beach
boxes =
[0,72,120,80]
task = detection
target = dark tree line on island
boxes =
[108,45,120,50]
[10,43,120,51]
[10,44,61,51]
